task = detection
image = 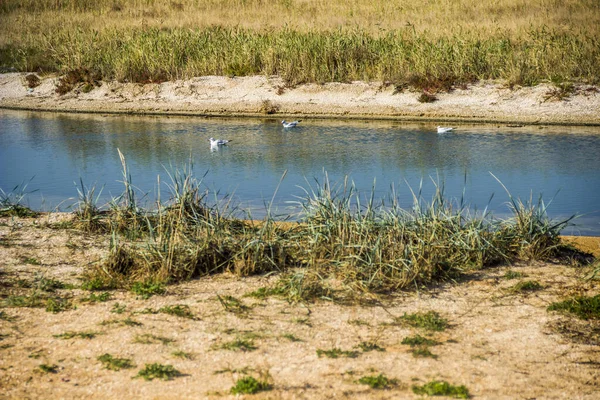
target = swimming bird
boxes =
[437,126,454,134]
[209,137,231,147]
[282,120,301,128]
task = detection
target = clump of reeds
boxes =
[0,179,38,217]
[78,157,573,300]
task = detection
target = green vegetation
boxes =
[83,292,112,303]
[401,334,440,347]
[397,311,449,332]
[509,280,543,293]
[548,295,600,320]
[130,280,165,299]
[0,181,38,218]
[135,363,182,381]
[357,341,385,352]
[38,364,59,374]
[171,350,194,360]
[412,380,470,398]
[157,304,195,319]
[97,353,136,371]
[411,347,438,359]
[216,339,257,352]
[316,348,360,359]
[503,270,525,280]
[54,331,98,339]
[230,376,272,395]
[45,297,73,313]
[357,373,398,389]
[217,295,251,315]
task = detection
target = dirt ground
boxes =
[0,213,598,399]
[1,73,599,125]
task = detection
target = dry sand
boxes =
[0,214,599,399]
[1,73,599,125]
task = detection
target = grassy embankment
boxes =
[0,0,599,94]
[2,153,596,301]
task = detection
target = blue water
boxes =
[1,109,600,235]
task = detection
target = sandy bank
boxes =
[1,73,599,125]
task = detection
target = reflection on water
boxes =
[1,109,600,235]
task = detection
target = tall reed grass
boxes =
[3,26,598,87]
[78,155,576,300]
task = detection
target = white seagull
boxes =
[209,137,231,147]
[282,120,301,128]
[437,126,454,134]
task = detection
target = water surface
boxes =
[1,110,599,235]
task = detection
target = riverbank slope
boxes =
[1,73,599,125]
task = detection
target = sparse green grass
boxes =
[548,295,600,320]
[216,339,257,352]
[135,363,182,381]
[316,348,359,359]
[157,304,195,319]
[217,295,250,315]
[412,380,470,398]
[401,335,440,347]
[396,311,449,332]
[411,347,438,359]
[130,280,165,299]
[509,280,543,293]
[0,311,16,322]
[357,341,385,352]
[134,334,175,346]
[83,292,112,303]
[54,331,98,340]
[281,333,302,342]
[171,350,194,360]
[81,277,117,291]
[348,319,371,326]
[22,257,40,265]
[100,317,142,327]
[357,373,398,389]
[45,297,73,313]
[111,303,126,314]
[97,353,135,371]
[230,376,272,395]
[503,270,525,280]
[38,364,58,374]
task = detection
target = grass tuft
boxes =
[230,376,272,395]
[316,348,359,359]
[509,280,543,293]
[412,380,470,398]
[397,311,448,332]
[97,353,135,371]
[548,295,600,320]
[357,373,398,389]
[135,363,182,381]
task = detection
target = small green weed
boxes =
[134,334,174,345]
[3,293,44,308]
[54,331,98,340]
[81,277,116,291]
[135,363,182,381]
[131,280,165,299]
[411,347,438,359]
[401,335,440,347]
[397,311,448,332]
[503,270,525,280]
[281,333,302,342]
[217,295,250,315]
[111,302,126,314]
[97,353,135,371]
[509,280,543,293]
[45,297,73,313]
[22,257,41,265]
[316,348,359,359]
[171,350,194,359]
[29,350,43,359]
[412,380,470,398]
[83,292,112,303]
[38,364,59,374]
[548,295,600,320]
[357,341,385,352]
[158,304,195,319]
[100,317,142,327]
[217,338,257,352]
[230,376,272,395]
[0,311,16,322]
[357,373,398,389]
[348,319,371,326]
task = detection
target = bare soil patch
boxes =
[1,214,599,398]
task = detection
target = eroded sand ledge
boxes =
[1,73,599,125]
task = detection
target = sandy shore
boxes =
[1,73,599,124]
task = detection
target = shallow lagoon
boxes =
[1,110,599,235]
